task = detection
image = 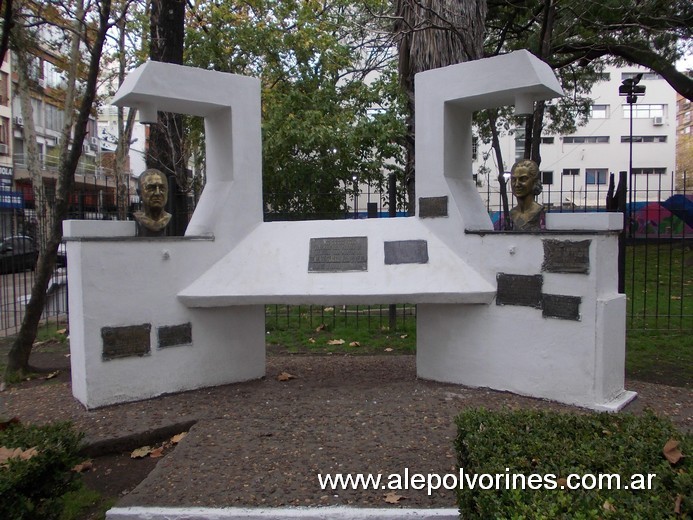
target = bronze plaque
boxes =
[158,323,192,348]
[308,236,368,272]
[418,196,448,218]
[542,294,581,321]
[384,240,429,265]
[542,239,591,274]
[102,324,151,361]
[496,273,543,308]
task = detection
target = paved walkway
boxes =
[4,355,691,518]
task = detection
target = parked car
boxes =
[0,236,39,274]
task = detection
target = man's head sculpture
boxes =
[134,168,172,236]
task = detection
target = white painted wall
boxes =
[66,54,634,411]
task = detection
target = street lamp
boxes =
[619,73,646,237]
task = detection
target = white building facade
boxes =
[473,64,678,215]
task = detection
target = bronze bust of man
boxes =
[509,159,544,231]
[134,168,171,236]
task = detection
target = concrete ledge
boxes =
[592,390,639,413]
[546,212,623,231]
[64,220,137,238]
[107,507,460,520]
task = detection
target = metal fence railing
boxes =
[1,171,690,338]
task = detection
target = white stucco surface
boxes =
[66,52,632,411]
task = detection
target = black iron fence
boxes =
[1,171,690,338]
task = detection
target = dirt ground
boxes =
[0,342,693,507]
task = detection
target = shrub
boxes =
[455,409,691,519]
[0,421,84,519]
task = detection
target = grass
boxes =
[265,304,416,355]
[624,242,692,331]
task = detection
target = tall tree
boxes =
[392,0,487,214]
[185,0,407,218]
[147,0,188,234]
[5,0,115,380]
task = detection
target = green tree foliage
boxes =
[185,0,407,218]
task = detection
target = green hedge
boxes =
[0,422,84,520]
[455,409,691,519]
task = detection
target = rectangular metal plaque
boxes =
[384,240,429,265]
[418,196,448,218]
[308,236,368,272]
[542,239,591,274]
[496,273,543,308]
[542,294,581,321]
[102,324,151,361]
[158,323,192,349]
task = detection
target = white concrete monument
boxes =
[64,51,635,411]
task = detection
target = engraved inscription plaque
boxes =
[308,236,368,272]
[542,239,591,274]
[496,273,543,308]
[158,322,192,348]
[384,240,429,265]
[102,324,151,361]
[542,294,581,321]
[418,196,448,218]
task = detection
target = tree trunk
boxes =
[489,110,510,229]
[148,0,187,235]
[393,0,487,216]
[5,0,112,379]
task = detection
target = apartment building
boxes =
[474,64,679,212]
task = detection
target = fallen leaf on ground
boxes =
[327,339,345,345]
[131,446,153,459]
[663,439,683,464]
[384,347,394,352]
[324,307,334,312]
[32,341,47,348]
[149,447,165,458]
[57,328,67,335]
[674,494,682,514]
[315,324,326,332]
[171,432,187,444]
[308,338,316,343]
[384,491,405,504]
[348,341,361,347]
[603,500,616,512]
[400,334,408,339]
[277,372,297,381]
[0,446,39,465]
[72,460,93,473]
[43,371,60,380]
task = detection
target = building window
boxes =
[632,167,666,175]
[472,136,478,161]
[595,72,610,82]
[589,105,609,119]
[514,128,525,162]
[586,168,608,185]
[620,135,667,143]
[623,104,665,119]
[621,71,662,81]
[563,136,610,144]
[562,168,580,176]
[541,171,553,185]
[541,137,554,144]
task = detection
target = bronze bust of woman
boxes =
[509,159,544,231]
